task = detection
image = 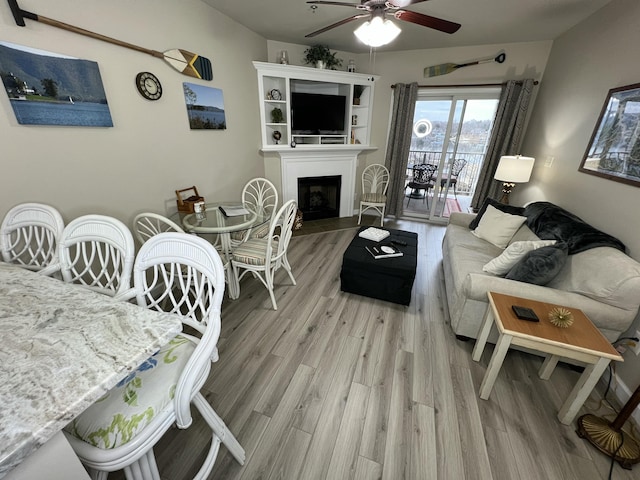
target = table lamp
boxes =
[494,155,535,204]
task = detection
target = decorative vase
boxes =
[548,307,574,328]
[315,60,326,69]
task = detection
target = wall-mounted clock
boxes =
[135,72,162,100]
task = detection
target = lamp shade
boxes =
[494,155,535,183]
[354,16,401,47]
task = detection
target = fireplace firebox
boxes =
[297,175,341,221]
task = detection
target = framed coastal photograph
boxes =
[0,41,113,127]
[183,82,226,130]
[579,82,640,187]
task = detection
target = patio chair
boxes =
[406,163,437,207]
[439,158,467,198]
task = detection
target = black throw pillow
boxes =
[469,197,525,230]
[505,243,569,285]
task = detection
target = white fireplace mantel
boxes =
[274,146,376,218]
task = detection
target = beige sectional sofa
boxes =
[442,203,640,343]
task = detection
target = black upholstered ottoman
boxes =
[340,227,418,305]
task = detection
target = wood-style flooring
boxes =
[145,217,636,480]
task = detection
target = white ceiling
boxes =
[201,0,613,54]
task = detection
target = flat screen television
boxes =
[291,92,346,135]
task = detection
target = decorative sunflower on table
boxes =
[548,307,574,328]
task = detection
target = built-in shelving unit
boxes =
[253,62,378,151]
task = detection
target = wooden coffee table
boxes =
[472,291,623,425]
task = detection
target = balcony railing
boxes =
[406,150,485,196]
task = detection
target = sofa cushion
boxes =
[547,246,640,311]
[472,204,527,248]
[469,197,525,230]
[442,223,503,298]
[505,243,569,285]
[524,201,626,254]
[508,224,540,244]
[483,240,556,276]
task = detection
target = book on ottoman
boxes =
[366,243,403,259]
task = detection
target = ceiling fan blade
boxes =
[387,0,430,7]
[393,10,461,34]
[305,14,369,38]
[306,1,362,8]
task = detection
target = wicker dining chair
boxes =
[358,164,390,227]
[64,232,245,480]
[132,212,184,246]
[44,214,135,300]
[0,202,64,272]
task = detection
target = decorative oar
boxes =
[7,0,212,80]
[424,52,506,78]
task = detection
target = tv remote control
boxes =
[391,240,407,246]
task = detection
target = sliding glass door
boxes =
[401,88,500,222]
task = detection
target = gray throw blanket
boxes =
[523,201,626,254]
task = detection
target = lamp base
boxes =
[576,414,640,470]
[499,182,516,204]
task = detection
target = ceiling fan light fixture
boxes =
[354,16,401,47]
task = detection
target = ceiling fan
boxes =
[305,0,461,40]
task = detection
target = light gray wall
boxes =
[519,0,640,397]
[0,0,267,225]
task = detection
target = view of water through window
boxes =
[402,90,499,220]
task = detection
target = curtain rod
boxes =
[391,81,539,88]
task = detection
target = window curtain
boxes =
[385,82,418,217]
[471,79,535,210]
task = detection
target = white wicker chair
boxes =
[0,202,64,271]
[46,214,135,300]
[231,200,297,310]
[64,232,245,480]
[358,164,390,226]
[132,212,184,246]
[230,177,278,248]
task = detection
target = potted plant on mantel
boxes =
[303,44,343,70]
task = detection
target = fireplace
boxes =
[297,175,341,221]
[278,148,367,219]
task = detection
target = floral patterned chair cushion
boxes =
[65,335,194,449]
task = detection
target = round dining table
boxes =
[177,202,271,299]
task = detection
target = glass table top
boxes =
[177,202,271,234]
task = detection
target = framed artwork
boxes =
[183,82,226,130]
[579,82,640,187]
[0,41,113,127]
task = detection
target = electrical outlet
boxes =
[632,331,640,355]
